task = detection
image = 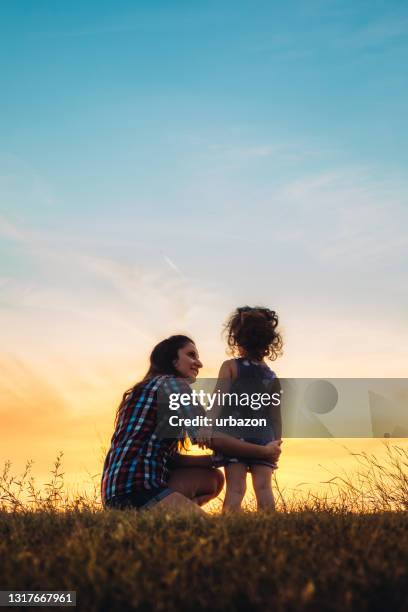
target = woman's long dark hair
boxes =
[114,335,194,427]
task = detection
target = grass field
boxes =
[0,446,407,612]
[1,510,407,612]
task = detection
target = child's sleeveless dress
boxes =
[217,357,279,469]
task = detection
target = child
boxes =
[214,306,283,512]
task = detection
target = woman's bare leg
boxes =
[223,463,247,512]
[152,468,224,514]
[251,464,275,510]
[167,467,224,506]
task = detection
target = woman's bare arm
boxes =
[168,454,213,469]
[208,433,282,463]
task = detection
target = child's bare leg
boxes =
[223,463,247,512]
[251,464,275,510]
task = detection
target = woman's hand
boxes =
[264,439,282,464]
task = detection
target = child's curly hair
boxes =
[224,305,283,362]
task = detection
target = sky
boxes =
[1,1,407,495]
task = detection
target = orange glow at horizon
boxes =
[1,333,407,505]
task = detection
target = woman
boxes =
[101,335,282,513]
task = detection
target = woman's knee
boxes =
[168,467,223,499]
[195,468,224,500]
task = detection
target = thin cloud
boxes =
[163,254,184,277]
[206,141,318,169]
[275,168,408,264]
[0,213,229,381]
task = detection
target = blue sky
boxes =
[2,1,407,208]
[1,1,407,386]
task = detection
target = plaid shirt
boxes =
[101,375,202,504]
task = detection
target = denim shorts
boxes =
[223,438,277,470]
[224,457,277,470]
[105,486,173,510]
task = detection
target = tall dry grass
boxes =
[0,452,101,513]
[1,443,407,514]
